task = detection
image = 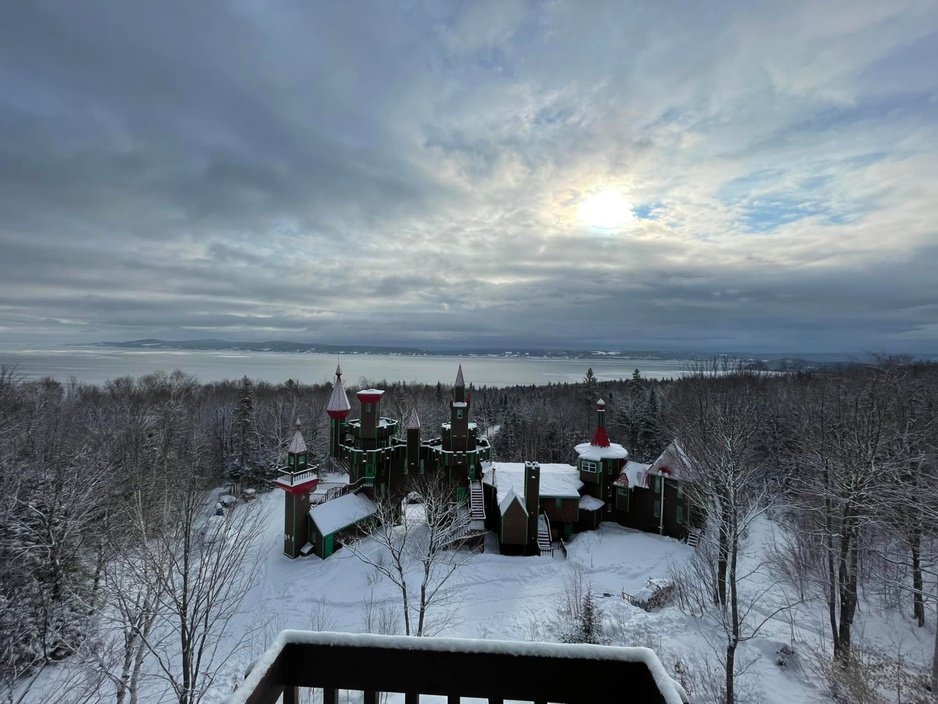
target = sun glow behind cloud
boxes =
[576,190,636,230]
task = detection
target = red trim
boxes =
[277,478,319,494]
[327,409,351,419]
[590,425,610,448]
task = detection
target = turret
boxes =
[449,364,470,452]
[590,398,610,448]
[406,408,421,474]
[326,364,351,459]
[357,389,385,441]
[275,418,319,559]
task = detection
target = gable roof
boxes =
[310,493,376,536]
[483,462,583,506]
[649,440,691,482]
[498,488,527,516]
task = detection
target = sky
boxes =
[1,0,937,354]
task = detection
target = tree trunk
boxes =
[931,598,938,694]
[824,464,840,657]
[910,531,925,627]
[836,518,858,663]
[716,499,730,607]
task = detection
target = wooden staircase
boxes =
[686,529,702,548]
[537,513,553,556]
[469,480,485,530]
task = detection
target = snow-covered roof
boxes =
[649,440,691,482]
[484,462,583,505]
[288,420,307,454]
[499,487,527,515]
[575,441,629,461]
[452,401,467,409]
[407,408,421,430]
[454,364,465,388]
[579,495,605,511]
[327,370,351,414]
[309,493,376,536]
[614,461,651,489]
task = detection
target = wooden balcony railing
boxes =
[230,631,687,704]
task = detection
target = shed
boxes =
[309,493,377,558]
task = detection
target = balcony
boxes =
[231,631,687,704]
[275,468,319,488]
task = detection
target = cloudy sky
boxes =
[1,1,937,353]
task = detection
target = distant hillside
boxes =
[95,338,426,355]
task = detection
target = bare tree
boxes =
[345,473,474,636]
[125,456,267,704]
[787,369,894,664]
[666,361,780,704]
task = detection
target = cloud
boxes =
[0,0,936,353]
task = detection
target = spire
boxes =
[454,364,465,388]
[591,397,610,447]
[289,418,307,453]
[326,365,351,418]
[407,408,421,430]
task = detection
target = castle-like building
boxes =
[275,365,693,559]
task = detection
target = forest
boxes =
[1,358,937,704]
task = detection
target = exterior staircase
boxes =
[537,513,553,556]
[686,528,702,548]
[469,480,485,531]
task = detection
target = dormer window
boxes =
[581,460,598,473]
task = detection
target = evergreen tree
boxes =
[230,376,260,490]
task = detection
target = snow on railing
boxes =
[275,468,318,487]
[233,630,688,704]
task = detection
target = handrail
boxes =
[232,631,687,704]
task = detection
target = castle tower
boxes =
[275,419,320,559]
[356,388,386,449]
[449,364,470,453]
[326,364,351,459]
[524,461,541,546]
[406,408,421,474]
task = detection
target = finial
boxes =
[295,418,302,429]
[335,363,342,378]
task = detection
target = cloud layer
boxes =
[1,0,937,352]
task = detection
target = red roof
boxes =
[590,425,610,448]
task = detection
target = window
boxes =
[676,506,684,524]
[677,486,684,499]
[555,498,563,509]
[581,460,598,473]
[457,409,463,419]
[654,476,662,493]
[654,500,661,518]
[365,403,372,412]
[288,455,295,467]
[299,453,306,466]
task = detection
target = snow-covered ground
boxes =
[28,491,938,703]
[216,493,810,704]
